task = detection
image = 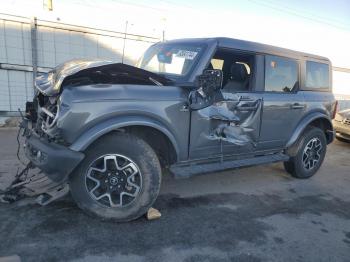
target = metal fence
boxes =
[0,13,160,113]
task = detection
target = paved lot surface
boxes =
[0,128,350,262]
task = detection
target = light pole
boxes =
[121,20,128,64]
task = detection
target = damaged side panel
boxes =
[32,60,175,142]
[1,60,178,204]
[189,91,263,159]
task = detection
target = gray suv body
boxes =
[20,37,336,221]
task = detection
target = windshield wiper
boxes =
[149,77,163,86]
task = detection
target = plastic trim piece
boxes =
[286,112,333,148]
[25,134,85,182]
[69,116,180,160]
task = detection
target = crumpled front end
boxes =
[0,86,77,203]
[31,59,172,141]
[0,60,173,205]
[26,59,171,143]
[0,101,85,205]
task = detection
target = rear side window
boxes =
[305,61,330,89]
[265,55,298,92]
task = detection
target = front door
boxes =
[189,91,263,160]
[188,50,263,160]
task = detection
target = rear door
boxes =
[258,55,306,150]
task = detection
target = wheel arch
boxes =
[69,115,180,165]
[286,112,334,149]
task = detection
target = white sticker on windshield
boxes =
[175,50,198,60]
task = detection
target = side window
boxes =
[305,61,330,89]
[210,48,255,92]
[265,55,298,92]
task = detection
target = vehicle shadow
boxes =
[1,189,350,261]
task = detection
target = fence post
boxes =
[30,16,38,88]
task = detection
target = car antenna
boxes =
[121,20,128,64]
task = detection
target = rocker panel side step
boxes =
[170,153,289,179]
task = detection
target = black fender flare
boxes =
[286,112,334,149]
[69,115,180,160]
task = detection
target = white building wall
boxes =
[0,17,35,111]
[0,14,160,112]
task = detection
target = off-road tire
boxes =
[69,132,161,222]
[283,127,327,179]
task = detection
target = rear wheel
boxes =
[284,127,327,179]
[69,132,161,222]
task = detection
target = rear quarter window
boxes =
[305,61,330,90]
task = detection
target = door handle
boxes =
[290,103,305,109]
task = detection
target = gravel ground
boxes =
[0,128,350,262]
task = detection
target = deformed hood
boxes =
[35,59,173,96]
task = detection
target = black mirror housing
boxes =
[196,69,223,95]
[189,69,223,110]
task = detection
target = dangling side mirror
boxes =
[196,69,223,94]
[188,69,223,110]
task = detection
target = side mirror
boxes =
[196,69,223,95]
[189,69,223,110]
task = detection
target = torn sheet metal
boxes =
[209,124,252,146]
[193,91,262,147]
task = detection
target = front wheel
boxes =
[284,127,327,179]
[69,132,161,222]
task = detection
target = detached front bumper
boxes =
[24,133,85,182]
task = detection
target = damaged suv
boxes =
[17,37,336,221]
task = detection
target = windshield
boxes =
[136,42,204,78]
